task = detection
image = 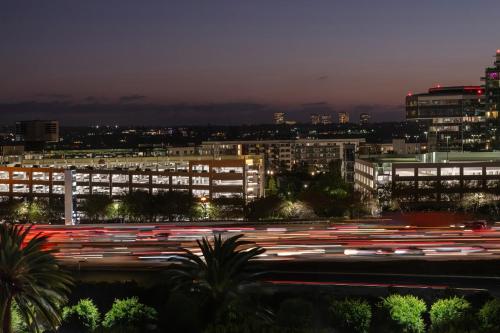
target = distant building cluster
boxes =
[274,111,361,125]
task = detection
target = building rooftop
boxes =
[360,152,500,164]
[409,85,484,97]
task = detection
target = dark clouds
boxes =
[36,93,72,100]
[0,100,403,126]
[119,95,147,103]
[301,102,329,107]
[83,96,100,103]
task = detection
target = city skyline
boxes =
[2,1,500,125]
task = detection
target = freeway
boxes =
[25,221,500,270]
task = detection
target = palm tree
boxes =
[0,224,73,333]
[168,234,265,320]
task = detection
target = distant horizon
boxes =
[0,100,405,126]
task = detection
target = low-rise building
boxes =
[201,138,365,181]
[355,152,500,209]
[0,155,264,224]
[358,139,427,156]
[392,139,426,155]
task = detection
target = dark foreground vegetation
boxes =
[13,280,500,333]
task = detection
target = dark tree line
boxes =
[248,160,371,220]
[0,198,64,223]
[78,192,245,223]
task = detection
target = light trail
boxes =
[19,221,500,269]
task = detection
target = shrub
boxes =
[276,298,314,329]
[380,294,427,333]
[102,297,157,332]
[429,297,471,333]
[478,298,500,332]
[60,298,100,332]
[11,302,29,333]
[330,298,371,333]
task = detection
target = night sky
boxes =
[1,0,499,125]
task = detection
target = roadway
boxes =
[27,221,500,270]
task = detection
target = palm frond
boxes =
[0,223,73,331]
[166,233,265,309]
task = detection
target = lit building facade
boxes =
[483,50,500,148]
[201,138,364,181]
[406,86,487,151]
[320,114,333,125]
[310,114,321,125]
[355,152,500,209]
[311,114,332,125]
[2,155,264,204]
[273,112,285,124]
[338,112,349,124]
[484,50,500,118]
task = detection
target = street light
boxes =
[200,196,208,220]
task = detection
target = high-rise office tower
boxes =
[310,114,320,125]
[320,114,332,125]
[359,113,371,125]
[274,112,285,124]
[15,120,59,150]
[483,50,500,148]
[484,50,500,118]
[338,112,349,124]
[406,86,486,151]
[311,114,332,125]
